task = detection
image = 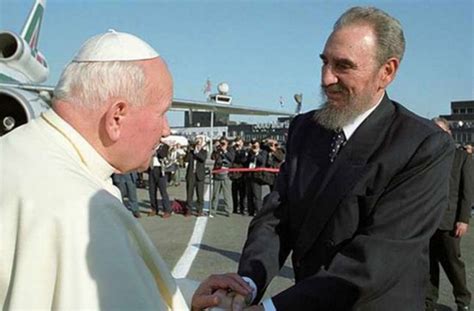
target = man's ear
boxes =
[378,57,399,89]
[104,100,129,142]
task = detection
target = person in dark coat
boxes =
[148,143,172,218]
[246,139,268,217]
[112,172,141,218]
[426,118,473,311]
[225,6,455,311]
[185,136,208,216]
[230,137,248,214]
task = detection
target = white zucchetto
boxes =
[73,29,159,62]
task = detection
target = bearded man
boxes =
[228,6,455,311]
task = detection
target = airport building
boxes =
[173,120,290,143]
[440,100,474,145]
[177,83,294,143]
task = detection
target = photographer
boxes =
[148,143,172,218]
[264,138,285,191]
[246,139,268,216]
[210,137,235,217]
[230,137,248,214]
[185,136,208,216]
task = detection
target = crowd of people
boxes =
[113,135,286,219]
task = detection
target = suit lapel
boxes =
[293,94,396,262]
[289,117,333,201]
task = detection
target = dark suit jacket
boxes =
[185,148,208,181]
[238,94,455,310]
[439,148,473,230]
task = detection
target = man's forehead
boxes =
[325,25,376,52]
[322,25,377,65]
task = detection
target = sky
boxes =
[1,0,473,126]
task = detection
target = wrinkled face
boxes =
[317,24,384,129]
[122,58,172,171]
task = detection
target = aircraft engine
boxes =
[0,31,49,83]
[0,87,50,137]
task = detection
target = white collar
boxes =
[41,109,116,182]
[342,93,384,141]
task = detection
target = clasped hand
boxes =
[191,273,263,311]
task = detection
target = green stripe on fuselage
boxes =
[24,4,44,47]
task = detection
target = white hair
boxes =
[53,61,146,108]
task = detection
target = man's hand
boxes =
[191,273,252,311]
[231,293,248,311]
[454,222,468,237]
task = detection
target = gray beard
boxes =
[313,102,364,130]
[314,89,373,131]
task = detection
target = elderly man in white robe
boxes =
[0,31,250,310]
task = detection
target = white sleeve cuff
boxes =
[262,298,277,311]
[240,277,276,311]
[241,276,257,302]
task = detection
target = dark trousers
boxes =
[148,167,171,213]
[112,173,139,213]
[426,229,471,308]
[232,178,246,213]
[186,174,205,213]
[247,179,262,216]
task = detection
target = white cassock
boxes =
[0,109,191,310]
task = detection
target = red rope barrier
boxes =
[212,167,280,174]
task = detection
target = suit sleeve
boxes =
[195,149,207,162]
[270,130,455,310]
[156,144,169,158]
[458,153,474,223]
[238,118,299,300]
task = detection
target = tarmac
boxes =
[135,178,473,310]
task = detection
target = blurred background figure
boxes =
[463,144,473,155]
[246,139,267,216]
[166,143,186,186]
[161,135,189,187]
[148,143,172,218]
[427,118,473,311]
[185,136,208,216]
[210,137,234,217]
[230,137,248,215]
[112,172,141,218]
[262,138,285,191]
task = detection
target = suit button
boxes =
[324,239,335,248]
[294,261,301,268]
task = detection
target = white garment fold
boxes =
[0,109,188,310]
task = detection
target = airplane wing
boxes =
[0,82,295,117]
[172,98,294,116]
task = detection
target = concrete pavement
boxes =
[136,182,473,309]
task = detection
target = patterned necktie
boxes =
[329,129,346,163]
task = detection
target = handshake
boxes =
[191,273,263,311]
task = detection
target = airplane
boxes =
[0,0,294,138]
[0,0,52,136]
